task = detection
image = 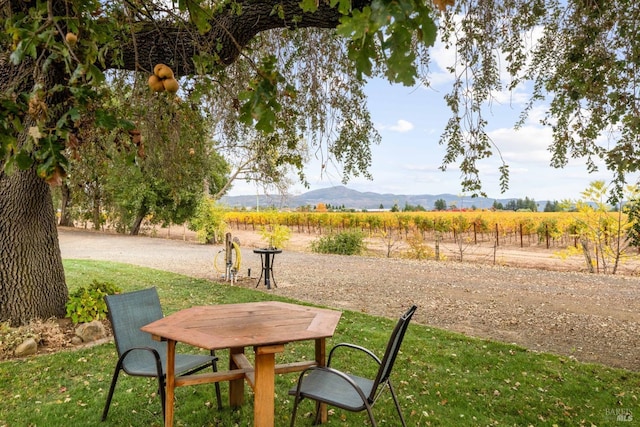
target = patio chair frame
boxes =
[289,305,417,426]
[101,287,222,422]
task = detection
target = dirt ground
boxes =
[57,226,640,371]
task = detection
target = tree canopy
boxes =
[1,0,640,324]
[2,1,639,198]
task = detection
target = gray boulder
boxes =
[14,338,38,357]
[75,320,106,343]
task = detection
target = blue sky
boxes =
[228,30,639,202]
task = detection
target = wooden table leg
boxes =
[253,344,284,427]
[229,347,245,407]
[315,338,328,424]
[165,339,176,427]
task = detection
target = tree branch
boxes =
[106,0,368,76]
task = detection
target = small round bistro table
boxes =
[253,248,282,289]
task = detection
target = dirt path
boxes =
[58,227,640,371]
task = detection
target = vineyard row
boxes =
[224,211,627,249]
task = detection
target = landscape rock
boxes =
[14,338,38,357]
[75,320,106,343]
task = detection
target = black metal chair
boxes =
[289,305,417,426]
[101,287,222,422]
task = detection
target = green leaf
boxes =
[180,0,212,33]
[95,109,119,130]
[271,4,285,19]
[15,150,33,169]
[86,64,106,84]
[346,36,376,79]
[329,0,352,15]
[299,0,318,13]
[415,6,438,46]
[382,26,417,84]
[336,8,373,40]
[68,108,81,123]
[36,156,54,178]
[56,108,81,129]
[9,39,37,64]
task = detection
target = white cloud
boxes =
[403,163,446,173]
[488,125,553,164]
[378,119,415,133]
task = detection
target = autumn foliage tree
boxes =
[560,181,639,274]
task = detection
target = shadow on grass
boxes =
[0,259,637,426]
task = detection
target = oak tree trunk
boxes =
[0,169,68,325]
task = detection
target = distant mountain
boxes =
[220,185,536,210]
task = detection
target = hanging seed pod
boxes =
[65,32,78,46]
[148,74,165,92]
[154,64,174,79]
[162,78,179,93]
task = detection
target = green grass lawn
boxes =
[0,260,638,426]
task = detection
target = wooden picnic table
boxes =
[141,301,342,427]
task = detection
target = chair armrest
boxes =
[120,346,162,360]
[328,342,381,367]
[121,346,218,359]
[118,346,164,376]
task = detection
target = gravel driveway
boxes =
[58,227,640,371]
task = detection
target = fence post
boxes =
[520,223,524,248]
[473,222,477,244]
[495,223,499,247]
[546,224,550,249]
